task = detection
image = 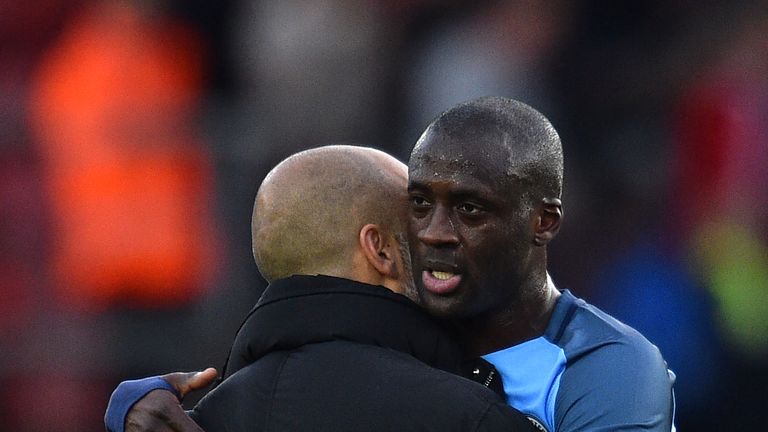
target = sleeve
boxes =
[187,374,245,429]
[476,402,542,432]
[104,377,180,432]
[554,339,676,432]
[189,353,286,430]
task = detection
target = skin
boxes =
[114,145,415,432]
[116,96,566,427]
[407,97,563,357]
[124,369,217,432]
[252,145,414,296]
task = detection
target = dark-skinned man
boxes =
[108,98,676,431]
[407,97,675,431]
[105,145,536,432]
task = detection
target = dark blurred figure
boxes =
[402,0,568,148]
[224,0,395,164]
[550,2,766,431]
[0,1,107,431]
[3,1,222,431]
[200,0,402,330]
[672,4,768,429]
[0,0,75,341]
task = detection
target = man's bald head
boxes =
[252,145,408,283]
[413,96,563,203]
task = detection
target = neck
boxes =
[348,249,403,295]
[455,271,561,358]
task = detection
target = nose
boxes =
[418,205,459,246]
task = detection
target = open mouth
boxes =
[421,270,462,295]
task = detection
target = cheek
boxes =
[406,217,425,245]
[466,228,520,273]
[467,225,509,253]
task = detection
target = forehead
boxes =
[408,133,519,191]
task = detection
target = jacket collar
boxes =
[223,275,463,378]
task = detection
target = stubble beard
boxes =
[395,233,419,303]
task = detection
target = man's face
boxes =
[406,132,533,318]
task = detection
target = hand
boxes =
[162,368,218,399]
[125,368,217,432]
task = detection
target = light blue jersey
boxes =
[483,290,676,432]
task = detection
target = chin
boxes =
[418,290,468,319]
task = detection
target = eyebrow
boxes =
[408,181,495,201]
[407,181,428,192]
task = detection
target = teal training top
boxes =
[483,290,676,432]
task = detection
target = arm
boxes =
[105,368,217,432]
[555,341,675,432]
[476,402,542,432]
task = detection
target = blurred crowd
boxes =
[0,0,766,430]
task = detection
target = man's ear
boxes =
[359,224,397,278]
[533,198,562,246]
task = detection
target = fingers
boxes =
[122,370,217,432]
[162,368,218,398]
[186,368,218,392]
[163,407,207,432]
[126,389,204,432]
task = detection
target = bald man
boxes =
[111,98,676,432]
[106,145,536,432]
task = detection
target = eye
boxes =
[410,195,432,208]
[408,195,432,218]
[457,202,483,215]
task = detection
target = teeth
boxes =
[431,271,454,280]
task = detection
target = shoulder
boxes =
[552,293,675,431]
[200,341,534,431]
[477,401,542,432]
[307,341,534,431]
[557,293,666,364]
[191,351,290,429]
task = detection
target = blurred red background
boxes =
[1,1,765,430]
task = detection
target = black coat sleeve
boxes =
[476,402,542,432]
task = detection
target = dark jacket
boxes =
[189,275,534,431]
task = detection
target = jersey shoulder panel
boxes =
[552,291,676,432]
